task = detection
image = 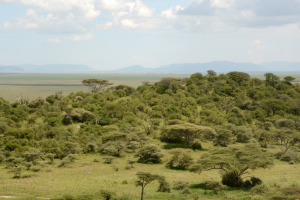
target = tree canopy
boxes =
[81,79,113,93]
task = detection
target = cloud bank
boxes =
[1,0,300,40]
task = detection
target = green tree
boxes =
[190,144,273,187]
[261,99,285,116]
[206,70,217,81]
[227,71,250,84]
[135,172,161,200]
[271,129,300,153]
[166,149,194,170]
[81,79,113,93]
[264,73,280,87]
[134,144,164,164]
[162,123,216,147]
[284,76,296,85]
[214,129,234,147]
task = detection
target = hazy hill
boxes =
[112,65,153,73]
[154,61,262,73]
[1,61,299,73]
[0,64,95,73]
[114,61,300,73]
[0,66,25,72]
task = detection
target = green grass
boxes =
[0,142,299,200]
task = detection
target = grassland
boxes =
[0,73,189,101]
[0,141,299,200]
[0,72,299,102]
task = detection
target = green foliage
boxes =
[166,149,194,170]
[1,72,300,198]
[134,145,163,164]
[161,123,216,147]
[190,144,273,187]
[135,172,162,200]
[81,79,113,93]
[227,71,250,84]
[214,129,233,147]
[157,177,171,193]
[173,181,189,190]
[101,141,126,157]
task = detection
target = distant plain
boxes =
[0,73,299,102]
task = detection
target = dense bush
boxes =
[134,145,164,164]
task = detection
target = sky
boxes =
[0,0,300,70]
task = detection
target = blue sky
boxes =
[0,0,300,70]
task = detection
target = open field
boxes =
[0,73,189,101]
[0,73,300,102]
[0,142,299,200]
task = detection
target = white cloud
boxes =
[162,5,184,20]
[47,38,61,43]
[254,40,266,49]
[181,0,300,29]
[1,0,300,35]
[0,0,100,38]
[121,19,137,28]
[68,32,95,41]
[103,21,113,30]
[210,0,236,9]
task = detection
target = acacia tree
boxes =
[284,76,295,85]
[162,123,216,147]
[271,129,300,153]
[81,79,113,93]
[135,172,161,200]
[189,144,274,187]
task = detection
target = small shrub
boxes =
[125,165,131,170]
[100,189,116,200]
[166,149,194,170]
[281,186,300,196]
[173,181,189,190]
[121,180,128,184]
[251,184,269,194]
[204,181,226,193]
[191,139,202,150]
[182,187,191,194]
[157,178,171,193]
[113,165,119,171]
[127,158,137,168]
[24,162,32,170]
[103,156,115,164]
[31,167,41,172]
[250,177,262,187]
[58,157,71,167]
[10,167,23,178]
[221,170,243,187]
[67,154,78,162]
[61,194,76,200]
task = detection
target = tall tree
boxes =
[264,73,280,87]
[136,172,161,200]
[81,79,113,93]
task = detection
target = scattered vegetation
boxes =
[0,71,300,199]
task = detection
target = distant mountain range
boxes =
[0,64,95,73]
[113,61,300,73]
[0,61,299,73]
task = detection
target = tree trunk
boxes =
[141,186,144,200]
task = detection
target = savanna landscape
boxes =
[1,0,300,199]
[0,71,300,200]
